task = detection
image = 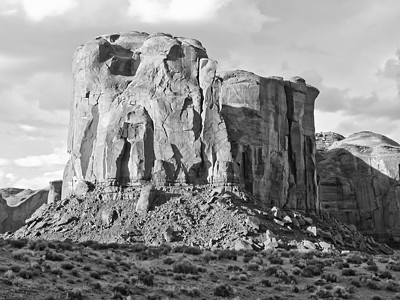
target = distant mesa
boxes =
[317,131,400,243]
[62,31,320,212]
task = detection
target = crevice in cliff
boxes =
[80,104,99,179]
[284,83,297,185]
[116,138,131,186]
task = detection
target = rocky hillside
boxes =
[316,131,400,244]
[63,31,320,212]
[11,184,392,255]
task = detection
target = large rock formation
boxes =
[0,188,49,233]
[317,131,400,242]
[62,31,319,212]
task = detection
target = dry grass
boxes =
[0,238,399,299]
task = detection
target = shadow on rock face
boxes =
[318,146,400,245]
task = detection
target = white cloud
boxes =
[377,49,400,80]
[0,170,17,188]
[13,169,63,190]
[20,0,78,21]
[0,0,78,21]
[18,124,37,133]
[14,147,68,168]
[128,0,232,23]
[0,158,11,167]
[0,72,70,125]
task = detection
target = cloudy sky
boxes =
[0,0,399,189]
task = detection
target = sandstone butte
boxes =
[317,131,400,243]
[62,31,320,212]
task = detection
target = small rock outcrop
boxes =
[317,131,400,242]
[62,31,320,212]
[47,180,62,204]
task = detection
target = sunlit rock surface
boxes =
[62,31,319,212]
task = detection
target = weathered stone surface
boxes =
[62,31,319,212]
[0,189,49,233]
[47,180,62,204]
[317,131,400,242]
[136,184,156,214]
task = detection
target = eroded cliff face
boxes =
[62,31,319,212]
[317,131,400,242]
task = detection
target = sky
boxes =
[0,0,399,189]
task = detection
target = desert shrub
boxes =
[294,250,316,260]
[129,243,148,252]
[292,267,301,275]
[365,264,379,272]
[60,262,74,270]
[264,266,279,276]
[8,239,28,249]
[12,249,33,262]
[197,266,207,273]
[306,284,317,292]
[262,296,283,300]
[214,284,233,297]
[278,273,297,285]
[268,256,284,265]
[179,287,201,297]
[9,265,21,273]
[350,280,361,287]
[57,240,74,251]
[246,263,259,271]
[260,279,272,287]
[17,269,34,279]
[243,256,252,263]
[377,257,388,263]
[301,265,322,277]
[342,268,356,276]
[387,262,400,272]
[112,282,129,296]
[172,260,198,274]
[316,289,333,299]
[201,252,217,263]
[228,274,238,281]
[336,262,350,269]
[173,245,203,255]
[346,253,364,265]
[51,267,63,277]
[65,288,84,300]
[45,250,65,261]
[28,240,48,251]
[371,296,383,300]
[227,265,242,272]
[89,271,101,279]
[366,280,380,290]
[82,265,91,271]
[215,249,237,261]
[104,260,118,271]
[291,285,300,293]
[173,274,184,280]
[138,270,154,286]
[0,266,8,273]
[378,270,393,279]
[163,257,175,265]
[70,268,80,277]
[383,280,400,292]
[238,274,248,281]
[332,285,349,298]
[322,273,338,283]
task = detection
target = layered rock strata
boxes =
[317,131,400,242]
[63,31,319,212]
